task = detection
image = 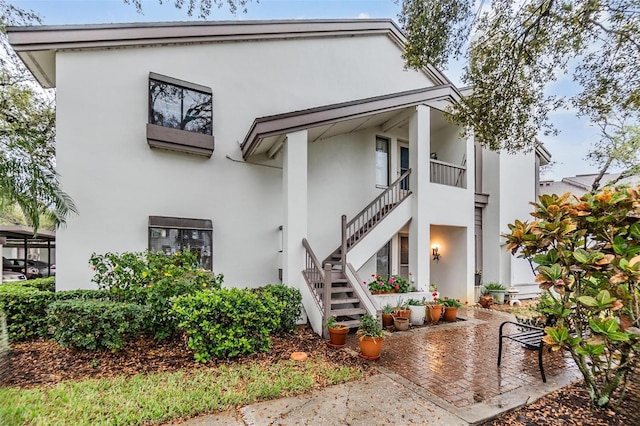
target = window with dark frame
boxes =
[148,216,213,271]
[149,75,212,135]
[146,73,215,157]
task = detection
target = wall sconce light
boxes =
[432,244,441,262]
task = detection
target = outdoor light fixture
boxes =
[432,244,441,262]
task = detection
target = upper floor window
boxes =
[149,73,212,135]
[146,73,215,157]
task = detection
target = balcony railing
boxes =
[430,159,466,188]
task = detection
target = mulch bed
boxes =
[1,325,638,426]
[0,326,370,389]
[482,377,640,426]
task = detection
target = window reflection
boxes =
[149,79,212,135]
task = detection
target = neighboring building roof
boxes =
[539,173,640,197]
[241,84,461,159]
[7,19,453,89]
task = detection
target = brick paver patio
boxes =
[346,307,581,409]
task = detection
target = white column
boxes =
[282,130,308,288]
[409,105,430,291]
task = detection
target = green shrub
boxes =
[255,284,302,333]
[89,250,223,302]
[140,277,213,340]
[21,277,55,292]
[47,299,148,350]
[0,284,54,341]
[89,250,223,339]
[53,289,111,302]
[171,288,283,362]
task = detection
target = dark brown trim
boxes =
[149,216,212,230]
[241,85,461,159]
[7,19,453,89]
[146,123,214,158]
[474,192,489,206]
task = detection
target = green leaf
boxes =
[573,249,589,264]
[578,296,598,307]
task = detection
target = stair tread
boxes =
[330,307,367,316]
[332,279,348,284]
[331,297,361,305]
[331,287,354,293]
[339,319,361,329]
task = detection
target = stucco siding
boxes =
[54,34,433,289]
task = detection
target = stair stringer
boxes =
[299,274,325,336]
[347,195,413,270]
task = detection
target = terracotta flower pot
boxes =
[327,326,349,347]
[359,336,384,360]
[425,304,443,324]
[381,313,394,328]
[444,306,458,322]
[394,309,410,319]
[393,316,410,331]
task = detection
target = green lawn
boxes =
[0,359,364,425]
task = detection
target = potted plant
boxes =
[393,315,410,331]
[367,274,394,294]
[442,297,462,322]
[407,298,426,326]
[381,304,394,328]
[357,314,384,360]
[425,299,444,324]
[324,316,349,348]
[429,283,439,300]
[393,297,410,319]
[483,282,507,305]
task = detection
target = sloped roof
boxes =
[7,19,453,89]
[241,84,461,159]
[539,173,640,197]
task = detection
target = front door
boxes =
[399,142,409,190]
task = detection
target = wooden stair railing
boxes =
[302,238,369,333]
[334,169,411,270]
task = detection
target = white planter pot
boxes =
[408,305,425,326]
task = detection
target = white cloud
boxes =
[356,13,370,19]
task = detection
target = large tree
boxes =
[399,0,640,152]
[588,115,640,192]
[0,1,76,232]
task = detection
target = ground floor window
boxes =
[148,216,212,270]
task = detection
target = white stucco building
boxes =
[8,19,548,334]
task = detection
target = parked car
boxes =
[26,260,55,277]
[2,270,27,283]
[3,258,42,279]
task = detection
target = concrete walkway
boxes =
[180,307,581,425]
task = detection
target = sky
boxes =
[9,0,604,181]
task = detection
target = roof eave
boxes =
[241,84,461,159]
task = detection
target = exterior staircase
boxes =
[301,169,412,336]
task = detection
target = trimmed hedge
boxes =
[0,285,110,342]
[255,284,302,333]
[21,277,56,292]
[0,284,53,341]
[47,299,148,350]
[171,288,284,362]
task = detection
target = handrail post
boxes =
[323,263,332,329]
[341,214,347,273]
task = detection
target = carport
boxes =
[0,225,55,278]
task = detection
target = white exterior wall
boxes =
[499,152,537,286]
[481,149,537,288]
[54,35,432,290]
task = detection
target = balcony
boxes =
[430,159,466,188]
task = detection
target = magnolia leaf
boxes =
[608,331,630,342]
[578,296,598,307]
[573,249,589,264]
